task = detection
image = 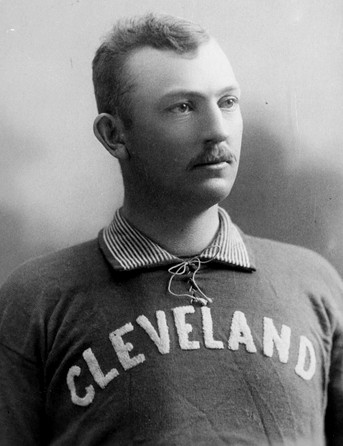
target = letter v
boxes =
[136,311,170,354]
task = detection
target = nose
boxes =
[201,103,230,145]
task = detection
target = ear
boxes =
[93,113,130,161]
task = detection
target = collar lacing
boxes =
[99,207,256,307]
[167,247,220,306]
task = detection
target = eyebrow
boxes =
[160,85,241,102]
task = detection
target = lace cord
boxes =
[167,247,220,306]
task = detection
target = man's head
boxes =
[93,14,243,213]
[92,13,210,126]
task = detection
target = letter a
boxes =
[228,311,257,353]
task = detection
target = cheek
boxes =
[127,115,199,167]
[230,115,243,144]
[147,130,193,161]
[126,132,179,172]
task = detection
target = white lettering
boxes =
[295,335,316,380]
[109,322,145,370]
[173,306,200,350]
[263,317,291,363]
[201,307,224,349]
[83,348,119,389]
[66,365,95,407]
[228,311,257,353]
[136,311,170,354]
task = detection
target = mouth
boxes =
[192,154,236,170]
[193,162,228,171]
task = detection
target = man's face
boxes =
[121,38,243,209]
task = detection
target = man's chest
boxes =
[43,269,331,444]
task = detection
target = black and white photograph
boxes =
[1,1,343,444]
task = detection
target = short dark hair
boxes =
[92,13,210,126]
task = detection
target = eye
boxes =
[168,102,193,114]
[219,96,239,111]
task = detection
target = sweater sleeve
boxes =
[0,266,48,446]
[325,316,343,445]
[324,264,343,445]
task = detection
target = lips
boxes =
[191,152,236,169]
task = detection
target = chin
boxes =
[186,178,235,209]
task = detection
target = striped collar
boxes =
[99,207,255,272]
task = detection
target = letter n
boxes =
[263,317,291,363]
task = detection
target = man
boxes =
[0,13,342,446]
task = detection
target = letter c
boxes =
[66,365,95,406]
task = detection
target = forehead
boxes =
[124,39,239,105]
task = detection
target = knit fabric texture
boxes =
[0,213,343,445]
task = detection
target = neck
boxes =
[121,197,220,257]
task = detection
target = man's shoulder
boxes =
[0,238,109,296]
[245,233,343,291]
[245,232,330,267]
[247,233,321,259]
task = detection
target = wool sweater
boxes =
[0,212,343,445]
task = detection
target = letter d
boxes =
[295,335,316,381]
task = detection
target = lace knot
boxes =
[167,252,218,306]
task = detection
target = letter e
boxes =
[109,322,145,370]
[173,306,200,350]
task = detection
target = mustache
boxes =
[188,145,237,169]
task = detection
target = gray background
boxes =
[1,0,343,284]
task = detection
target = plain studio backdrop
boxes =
[1,0,343,284]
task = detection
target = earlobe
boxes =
[93,113,130,161]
